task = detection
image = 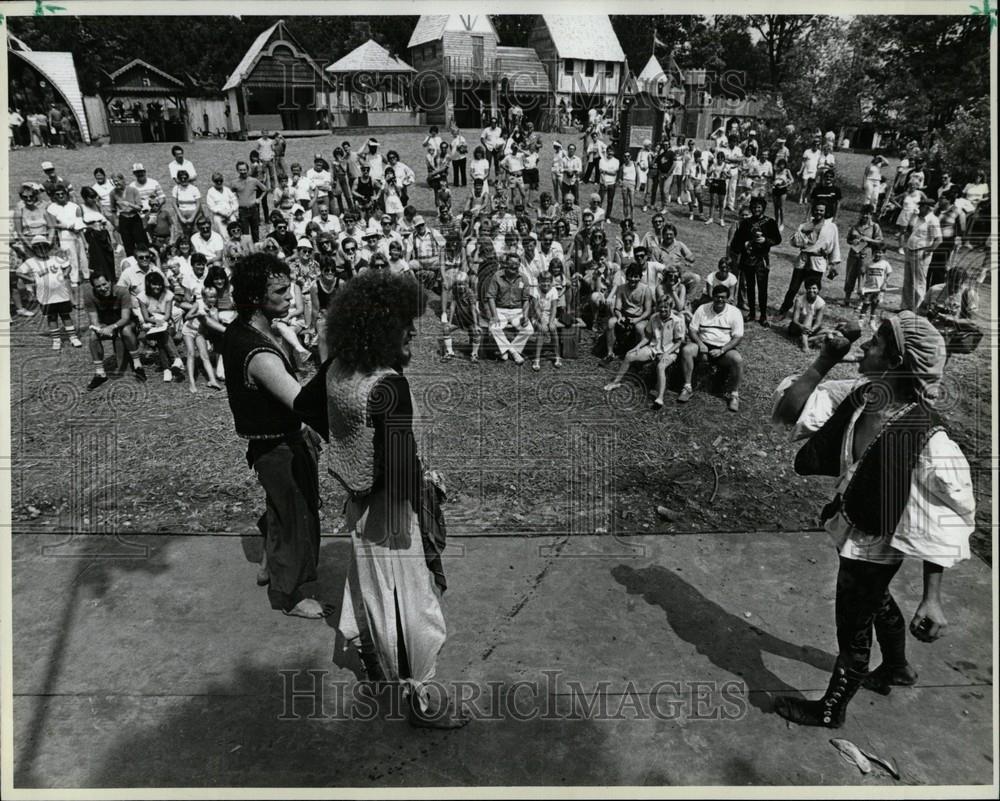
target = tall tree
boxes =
[746,15,816,87]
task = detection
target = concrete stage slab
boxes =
[9,530,995,789]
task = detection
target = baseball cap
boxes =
[380,214,393,223]
[413,215,426,225]
[30,234,51,246]
[642,138,651,146]
[132,163,145,172]
[589,193,601,203]
[296,237,314,249]
[41,161,55,171]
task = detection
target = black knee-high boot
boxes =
[774,660,867,728]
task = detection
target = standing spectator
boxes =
[780,203,841,316]
[729,196,782,326]
[771,158,793,230]
[115,173,148,256]
[79,187,117,284]
[900,195,941,311]
[722,134,743,212]
[168,145,198,184]
[843,205,884,307]
[91,168,117,223]
[799,135,822,205]
[273,132,287,178]
[582,130,606,185]
[620,150,637,222]
[636,138,653,211]
[9,107,24,149]
[928,194,962,289]
[480,116,506,177]
[206,172,239,236]
[811,170,843,219]
[20,236,82,350]
[598,147,621,221]
[560,143,582,201]
[231,160,267,242]
[44,183,88,304]
[41,161,74,200]
[550,141,566,202]
[651,141,674,212]
[679,284,745,411]
[171,171,203,238]
[255,130,276,188]
[128,163,165,220]
[450,123,468,187]
[863,155,888,206]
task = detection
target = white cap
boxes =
[132,163,145,172]
[41,161,55,171]
[296,237,314,249]
[30,234,51,246]
[642,138,651,146]
[364,221,381,237]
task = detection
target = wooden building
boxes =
[100,59,191,144]
[407,14,501,128]
[529,15,626,125]
[222,20,334,136]
[326,39,423,128]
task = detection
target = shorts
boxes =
[709,179,726,195]
[524,169,539,187]
[43,300,73,317]
[859,290,883,304]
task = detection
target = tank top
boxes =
[222,318,302,440]
[18,203,48,239]
[315,279,336,311]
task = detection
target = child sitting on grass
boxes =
[603,294,685,409]
[181,286,224,393]
[787,276,827,350]
[701,256,739,307]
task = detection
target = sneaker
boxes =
[678,385,693,403]
[531,360,540,372]
[704,218,714,225]
[51,339,62,351]
[603,381,621,392]
[719,220,727,227]
[17,308,35,317]
[87,374,109,390]
[651,398,664,410]
[689,213,695,221]
[553,358,562,368]
[134,366,147,382]
[163,370,173,382]
[69,336,82,348]
[470,354,480,363]
[500,351,509,361]
[512,352,524,365]
[727,394,740,412]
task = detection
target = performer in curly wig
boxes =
[221,252,332,619]
[295,270,468,728]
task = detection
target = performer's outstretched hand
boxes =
[910,599,948,642]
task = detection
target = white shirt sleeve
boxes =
[771,376,862,440]
[891,431,975,568]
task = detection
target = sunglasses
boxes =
[343,247,357,254]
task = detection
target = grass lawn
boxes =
[7,135,993,561]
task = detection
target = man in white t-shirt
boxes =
[168,146,198,184]
[799,136,822,204]
[189,217,225,267]
[679,283,744,411]
[901,195,941,311]
[480,118,506,178]
[255,130,276,187]
[598,149,621,220]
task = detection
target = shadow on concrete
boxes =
[611,564,836,713]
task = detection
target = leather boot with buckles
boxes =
[774,660,868,728]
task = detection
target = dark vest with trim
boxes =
[222,319,302,440]
[794,386,945,539]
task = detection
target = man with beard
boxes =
[770,314,974,727]
[293,270,467,728]
[221,253,331,619]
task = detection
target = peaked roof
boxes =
[223,21,281,91]
[326,40,415,74]
[538,15,625,62]
[223,20,331,92]
[407,14,498,48]
[109,58,185,87]
[637,55,665,83]
[9,49,91,143]
[496,46,551,93]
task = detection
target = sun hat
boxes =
[132,163,145,172]
[296,237,314,249]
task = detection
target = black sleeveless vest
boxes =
[795,385,945,539]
